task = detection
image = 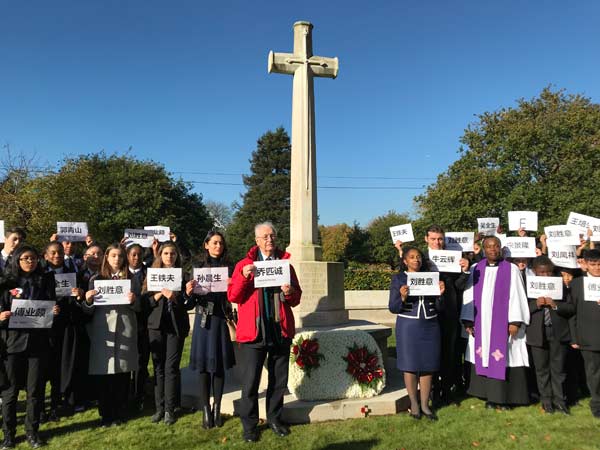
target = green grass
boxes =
[7,335,600,449]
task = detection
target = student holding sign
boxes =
[142,241,191,426]
[0,227,26,273]
[569,249,600,419]
[185,230,235,429]
[84,244,141,428]
[0,244,60,449]
[388,246,445,421]
[228,222,301,443]
[525,256,574,415]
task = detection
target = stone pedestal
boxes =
[291,260,349,328]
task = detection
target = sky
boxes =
[1,1,599,226]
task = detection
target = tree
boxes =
[1,152,213,252]
[227,127,291,260]
[414,87,600,231]
[319,223,352,262]
[345,222,370,263]
[205,200,234,230]
[366,210,411,269]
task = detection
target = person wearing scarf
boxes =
[460,235,530,409]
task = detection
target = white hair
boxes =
[254,221,277,237]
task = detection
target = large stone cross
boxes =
[268,21,338,262]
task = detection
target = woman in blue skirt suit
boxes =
[389,246,445,421]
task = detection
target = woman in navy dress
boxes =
[389,246,444,421]
[185,230,235,429]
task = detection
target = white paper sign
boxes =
[124,229,155,248]
[56,222,88,242]
[407,272,440,296]
[503,237,537,258]
[54,273,77,297]
[193,267,229,294]
[508,211,538,231]
[389,224,414,244]
[444,232,474,252]
[583,277,600,302]
[144,225,171,243]
[93,280,132,306]
[477,218,499,236]
[547,244,578,269]
[428,250,462,273]
[544,225,581,246]
[147,268,182,291]
[9,300,55,328]
[253,260,291,288]
[566,212,600,239]
[526,276,563,300]
[0,220,4,243]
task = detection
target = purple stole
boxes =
[473,259,511,380]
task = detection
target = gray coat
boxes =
[85,276,141,375]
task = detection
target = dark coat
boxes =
[145,275,191,338]
[569,275,600,351]
[526,291,575,347]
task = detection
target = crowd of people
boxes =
[0,221,301,447]
[390,224,600,424]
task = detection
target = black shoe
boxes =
[151,411,164,423]
[213,403,223,428]
[1,436,15,449]
[408,410,422,420]
[39,411,47,424]
[243,428,259,443]
[164,411,176,426]
[268,422,290,437]
[485,401,496,410]
[25,433,45,448]
[202,405,214,429]
[592,410,600,419]
[497,404,512,411]
[554,404,570,416]
[542,403,554,414]
[100,418,112,428]
[423,410,438,421]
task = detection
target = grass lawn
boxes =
[7,335,600,449]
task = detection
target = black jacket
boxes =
[526,290,575,347]
[569,275,600,351]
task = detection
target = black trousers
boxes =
[96,372,130,422]
[149,329,184,414]
[239,341,290,432]
[2,351,47,435]
[530,327,568,407]
[437,318,459,398]
[581,350,600,414]
[47,333,63,410]
[133,329,150,402]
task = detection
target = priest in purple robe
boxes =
[460,235,531,409]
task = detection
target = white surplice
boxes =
[461,263,530,368]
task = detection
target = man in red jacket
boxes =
[228,221,302,443]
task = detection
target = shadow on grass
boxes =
[318,439,380,450]
[41,419,100,439]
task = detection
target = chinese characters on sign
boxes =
[9,300,55,328]
[54,273,77,297]
[253,260,291,288]
[146,268,183,291]
[428,250,462,273]
[526,276,563,300]
[144,225,171,243]
[544,225,581,246]
[502,237,537,258]
[388,224,414,244]
[477,218,499,236]
[583,278,600,302]
[56,222,88,242]
[92,280,132,306]
[124,229,155,248]
[444,232,474,252]
[193,267,229,294]
[406,272,440,296]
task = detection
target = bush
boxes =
[344,262,394,290]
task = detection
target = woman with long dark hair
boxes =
[0,244,59,448]
[186,230,235,428]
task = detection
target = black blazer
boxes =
[569,275,600,351]
[526,291,574,347]
[0,271,57,354]
[145,278,192,338]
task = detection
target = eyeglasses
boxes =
[256,234,276,241]
[19,256,38,262]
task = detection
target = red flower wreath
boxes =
[343,344,384,391]
[290,336,324,377]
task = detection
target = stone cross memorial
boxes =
[269,21,347,327]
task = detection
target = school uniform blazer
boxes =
[423,252,468,321]
[526,293,574,347]
[0,272,57,354]
[388,272,443,319]
[569,275,600,351]
[145,279,192,338]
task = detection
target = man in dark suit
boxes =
[569,249,600,419]
[525,256,574,414]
